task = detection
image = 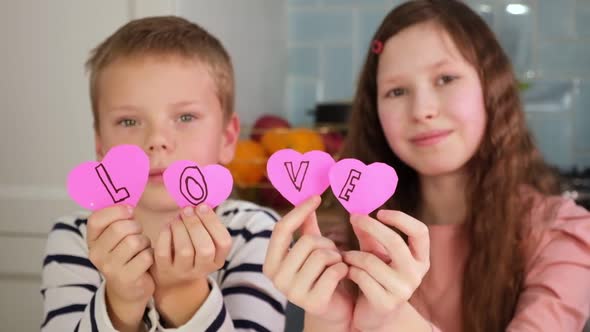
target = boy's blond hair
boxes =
[86,16,234,130]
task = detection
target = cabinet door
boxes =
[0,1,173,330]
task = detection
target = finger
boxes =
[195,204,232,267]
[111,234,151,264]
[344,250,412,300]
[307,262,348,305]
[263,195,321,278]
[87,205,134,242]
[93,219,142,254]
[348,266,396,312]
[182,207,216,270]
[124,248,154,282]
[272,235,336,292]
[154,223,173,269]
[171,217,195,271]
[376,210,430,264]
[290,249,343,296]
[351,215,415,270]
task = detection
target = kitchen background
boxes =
[285,0,590,170]
[0,0,588,331]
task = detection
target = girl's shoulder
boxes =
[523,190,590,268]
[526,190,589,231]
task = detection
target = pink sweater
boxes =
[410,197,590,331]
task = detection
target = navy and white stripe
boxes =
[41,200,286,331]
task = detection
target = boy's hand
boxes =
[344,210,431,332]
[87,205,155,332]
[150,204,232,327]
[151,204,231,287]
[263,196,353,332]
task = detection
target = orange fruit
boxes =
[287,128,325,153]
[260,127,291,154]
[260,128,325,154]
[227,140,267,186]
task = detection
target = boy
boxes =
[42,16,286,331]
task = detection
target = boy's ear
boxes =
[94,132,105,161]
[219,113,240,165]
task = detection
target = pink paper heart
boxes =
[163,160,233,209]
[329,159,398,215]
[66,145,149,211]
[266,149,335,206]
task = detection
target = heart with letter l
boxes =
[66,144,149,211]
[163,160,233,209]
[266,149,335,206]
[329,158,398,215]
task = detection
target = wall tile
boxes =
[576,0,590,37]
[322,46,354,101]
[288,46,319,76]
[526,111,574,169]
[538,0,575,39]
[538,41,590,78]
[289,0,318,6]
[289,10,353,44]
[287,77,318,126]
[495,0,535,77]
[320,0,385,6]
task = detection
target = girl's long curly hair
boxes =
[340,1,559,331]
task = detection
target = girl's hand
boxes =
[344,210,431,332]
[264,196,354,332]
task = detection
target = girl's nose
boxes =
[411,90,439,121]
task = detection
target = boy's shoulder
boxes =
[48,199,282,236]
[216,199,281,232]
[49,210,92,238]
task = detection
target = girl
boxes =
[263,0,590,331]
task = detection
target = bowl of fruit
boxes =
[226,114,346,211]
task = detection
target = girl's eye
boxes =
[118,119,137,127]
[437,75,457,85]
[386,87,407,98]
[179,114,196,122]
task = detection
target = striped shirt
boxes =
[41,199,287,331]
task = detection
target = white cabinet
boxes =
[0,1,173,330]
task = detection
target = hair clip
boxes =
[371,40,384,54]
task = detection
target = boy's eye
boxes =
[118,119,137,127]
[179,114,196,122]
[437,75,457,85]
[386,87,407,98]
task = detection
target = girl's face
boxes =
[376,22,486,177]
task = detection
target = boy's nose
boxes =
[146,124,174,152]
[148,143,168,151]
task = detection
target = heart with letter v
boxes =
[266,149,336,206]
[266,149,398,214]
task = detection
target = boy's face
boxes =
[94,55,239,211]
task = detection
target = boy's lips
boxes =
[410,129,453,146]
[148,168,166,182]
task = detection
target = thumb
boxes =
[298,196,322,236]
